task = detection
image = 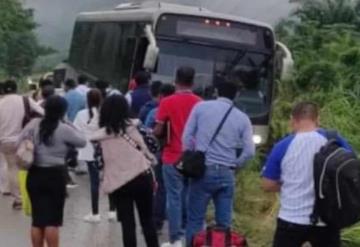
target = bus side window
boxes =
[132,37,149,75]
[116,23,137,92]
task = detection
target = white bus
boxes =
[54,1,293,145]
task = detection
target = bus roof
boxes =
[76,1,273,31]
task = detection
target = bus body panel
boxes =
[56,2,277,145]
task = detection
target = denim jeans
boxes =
[162,165,188,243]
[185,165,235,246]
[87,161,115,215]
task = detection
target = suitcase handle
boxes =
[205,226,232,247]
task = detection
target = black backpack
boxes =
[312,131,360,229]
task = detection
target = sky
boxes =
[24,0,295,53]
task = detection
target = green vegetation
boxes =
[234,0,360,246]
[0,0,54,79]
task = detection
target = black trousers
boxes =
[111,171,159,247]
[273,218,341,247]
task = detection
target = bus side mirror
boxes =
[143,25,159,71]
[276,42,294,81]
[143,44,159,70]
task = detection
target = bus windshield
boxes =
[153,40,272,118]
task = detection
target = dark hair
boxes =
[78,74,88,85]
[150,81,163,98]
[291,101,319,121]
[160,84,176,97]
[39,79,53,89]
[65,79,76,89]
[41,85,55,100]
[3,80,17,94]
[40,95,68,146]
[99,95,130,135]
[176,66,195,87]
[134,71,150,86]
[0,82,4,95]
[87,89,103,123]
[95,80,110,98]
[217,81,238,100]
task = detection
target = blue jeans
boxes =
[185,165,235,246]
[162,165,188,243]
[87,161,115,215]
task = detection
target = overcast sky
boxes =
[24,0,294,53]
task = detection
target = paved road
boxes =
[0,173,167,247]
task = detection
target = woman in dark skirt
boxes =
[21,95,86,247]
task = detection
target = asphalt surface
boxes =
[0,173,167,247]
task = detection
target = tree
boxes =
[293,0,359,25]
[0,0,54,78]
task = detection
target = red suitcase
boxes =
[192,226,247,247]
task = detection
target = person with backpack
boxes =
[73,89,116,223]
[262,101,353,247]
[183,81,255,247]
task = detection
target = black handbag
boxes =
[176,104,234,178]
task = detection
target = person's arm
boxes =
[236,116,255,167]
[262,178,281,192]
[261,139,289,193]
[62,124,86,148]
[182,105,199,151]
[28,97,44,115]
[153,100,168,138]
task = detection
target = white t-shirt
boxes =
[73,108,99,161]
[76,84,90,96]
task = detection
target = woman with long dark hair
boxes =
[73,89,116,223]
[20,95,86,247]
[91,94,159,247]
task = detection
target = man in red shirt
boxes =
[154,67,201,247]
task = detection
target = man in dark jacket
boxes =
[126,71,152,117]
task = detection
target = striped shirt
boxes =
[262,129,352,225]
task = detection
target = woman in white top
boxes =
[73,89,116,223]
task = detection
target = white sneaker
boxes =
[161,240,182,247]
[108,211,117,222]
[172,240,182,247]
[83,214,101,223]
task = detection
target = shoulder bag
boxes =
[176,104,234,178]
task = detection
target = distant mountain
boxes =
[24,0,294,53]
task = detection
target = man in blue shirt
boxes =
[139,80,162,124]
[262,101,352,247]
[64,79,86,122]
[182,81,255,246]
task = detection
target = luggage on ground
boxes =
[192,226,247,247]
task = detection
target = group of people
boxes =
[0,64,354,247]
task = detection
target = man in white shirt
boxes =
[0,80,44,209]
[262,101,352,247]
[76,74,90,96]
